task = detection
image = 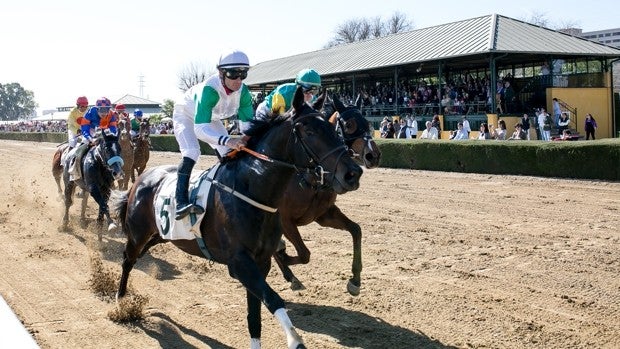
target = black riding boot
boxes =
[175,157,205,220]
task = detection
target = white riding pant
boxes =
[174,117,229,161]
[68,129,79,148]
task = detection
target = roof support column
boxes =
[393,67,398,114]
[490,54,497,114]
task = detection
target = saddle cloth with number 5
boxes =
[154,164,220,240]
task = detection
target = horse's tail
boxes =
[109,189,129,234]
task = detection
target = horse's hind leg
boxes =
[273,241,305,291]
[117,233,159,300]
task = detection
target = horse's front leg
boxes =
[229,250,304,349]
[315,205,362,296]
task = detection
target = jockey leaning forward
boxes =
[68,97,118,180]
[67,96,89,148]
[254,68,321,120]
[172,49,254,220]
[130,108,143,138]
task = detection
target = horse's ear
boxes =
[312,88,327,112]
[328,111,339,125]
[332,94,346,113]
[292,86,305,112]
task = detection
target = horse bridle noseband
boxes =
[334,109,373,160]
[292,113,348,187]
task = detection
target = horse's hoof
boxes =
[347,279,361,296]
[290,278,306,291]
[108,222,118,232]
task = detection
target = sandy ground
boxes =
[0,139,618,349]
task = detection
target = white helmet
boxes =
[217,49,250,69]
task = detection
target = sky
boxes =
[1,0,618,114]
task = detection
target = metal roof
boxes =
[114,94,161,106]
[244,14,620,89]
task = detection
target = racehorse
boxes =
[273,93,382,295]
[131,118,150,183]
[60,131,125,240]
[52,143,70,200]
[110,88,363,348]
[117,118,134,190]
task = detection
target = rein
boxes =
[237,114,348,187]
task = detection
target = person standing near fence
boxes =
[521,113,531,140]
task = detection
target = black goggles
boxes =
[224,69,248,80]
[301,84,319,94]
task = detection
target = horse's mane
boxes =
[244,115,289,149]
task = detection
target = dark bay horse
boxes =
[110,88,363,348]
[60,132,125,240]
[131,118,150,183]
[117,118,134,190]
[273,94,381,295]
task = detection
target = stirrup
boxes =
[190,205,205,215]
[175,203,193,220]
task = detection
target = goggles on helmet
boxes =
[223,68,248,80]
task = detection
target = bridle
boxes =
[241,112,348,187]
[95,135,124,169]
[333,108,373,161]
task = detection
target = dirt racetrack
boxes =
[0,139,618,349]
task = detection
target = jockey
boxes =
[114,103,129,121]
[130,109,143,138]
[67,96,89,148]
[254,68,321,120]
[69,97,118,180]
[172,49,254,220]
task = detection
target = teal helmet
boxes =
[295,68,321,90]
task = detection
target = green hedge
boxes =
[1,132,618,180]
[376,138,620,181]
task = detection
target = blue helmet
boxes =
[134,109,143,118]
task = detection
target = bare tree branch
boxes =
[385,11,412,34]
[177,61,213,92]
[326,12,413,48]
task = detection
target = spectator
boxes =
[508,123,527,140]
[557,112,570,136]
[406,115,418,139]
[449,122,468,140]
[537,108,552,141]
[552,98,562,128]
[477,123,490,140]
[420,121,438,139]
[491,119,507,140]
[503,81,515,113]
[431,114,441,138]
[396,118,407,139]
[584,113,598,140]
[521,113,531,140]
[462,115,471,136]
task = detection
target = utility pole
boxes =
[138,74,145,97]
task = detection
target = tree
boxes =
[178,61,214,92]
[0,82,37,121]
[385,11,412,35]
[160,98,174,118]
[325,11,413,48]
